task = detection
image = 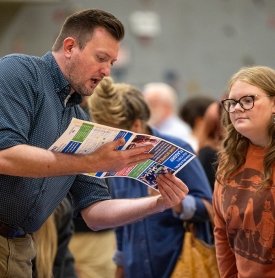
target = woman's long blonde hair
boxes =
[217,66,275,187]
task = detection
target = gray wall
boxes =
[0,0,275,103]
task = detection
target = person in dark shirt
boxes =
[0,9,188,277]
[197,101,224,190]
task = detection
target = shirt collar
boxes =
[41,52,82,107]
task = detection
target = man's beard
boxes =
[67,74,93,97]
[65,60,94,97]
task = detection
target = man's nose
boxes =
[100,64,111,77]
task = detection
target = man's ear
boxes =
[63,37,76,58]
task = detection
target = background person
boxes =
[142,82,196,150]
[33,195,77,278]
[197,100,224,190]
[179,95,215,153]
[88,77,213,278]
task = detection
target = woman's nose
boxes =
[234,102,244,111]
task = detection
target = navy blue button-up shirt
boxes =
[0,52,111,233]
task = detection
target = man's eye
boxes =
[97,56,106,62]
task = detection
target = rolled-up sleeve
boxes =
[70,175,111,215]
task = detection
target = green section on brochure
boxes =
[73,123,93,142]
[129,160,152,178]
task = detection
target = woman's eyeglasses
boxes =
[221,95,272,113]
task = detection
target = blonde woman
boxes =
[214,66,275,277]
[88,77,213,278]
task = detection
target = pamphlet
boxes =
[49,118,196,189]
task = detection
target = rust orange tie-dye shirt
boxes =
[213,144,275,278]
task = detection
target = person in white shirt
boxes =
[142,82,197,151]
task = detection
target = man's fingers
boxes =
[127,144,154,154]
[157,173,189,204]
[113,139,153,155]
[159,174,189,193]
[113,138,126,148]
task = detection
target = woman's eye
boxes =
[243,98,252,104]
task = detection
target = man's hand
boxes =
[87,138,154,173]
[155,173,189,210]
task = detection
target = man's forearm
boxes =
[81,197,165,231]
[0,144,88,177]
[0,142,153,178]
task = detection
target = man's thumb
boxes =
[114,137,126,149]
